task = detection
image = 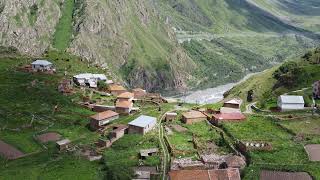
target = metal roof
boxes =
[31,60,52,66]
[73,73,107,80]
[279,95,305,104]
[128,115,157,128]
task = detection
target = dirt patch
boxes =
[0,140,24,160]
[36,132,61,143]
[170,124,188,132]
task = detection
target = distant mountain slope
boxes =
[0,0,319,91]
[225,48,320,108]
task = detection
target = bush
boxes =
[97,80,107,91]
[273,61,308,88]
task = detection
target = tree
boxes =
[273,61,307,88]
[97,80,107,91]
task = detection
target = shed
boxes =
[132,88,147,99]
[277,95,305,111]
[165,112,177,122]
[128,115,157,135]
[140,148,159,158]
[223,99,242,109]
[181,111,207,124]
[109,125,128,140]
[31,60,54,72]
[211,113,246,125]
[56,139,71,151]
[90,110,119,131]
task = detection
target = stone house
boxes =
[181,110,207,124]
[31,60,54,72]
[90,110,119,131]
[313,81,320,99]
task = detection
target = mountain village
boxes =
[1,58,319,180]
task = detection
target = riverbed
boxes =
[176,73,258,104]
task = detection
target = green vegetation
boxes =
[226,48,320,109]
[221,115,320,179]
[53,0,75,51]
[28,4,38,26]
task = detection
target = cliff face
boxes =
[0,0,319,92]
[0,0,62,55]
[0,0,194,91]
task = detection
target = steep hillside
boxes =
[0,0,320,92]
[225,48,320,108]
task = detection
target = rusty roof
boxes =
[90,110,119,121]
[117,92,134,99]
[260,170,312,180]
[182,110,207,119]
[213,113,246,121]
[116,100,133,108]
[169,169,241,180]
[304,144,320,161]
[109,84,126,91]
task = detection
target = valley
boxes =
[1,1,320,180]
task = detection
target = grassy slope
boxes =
[155,0,319,90]
[52,0,74,51]
[0,51,177,179]
[221,115,320,179]
[0,53,104,179]
[225,48,320,108]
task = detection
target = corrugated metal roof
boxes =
[128,115,156,128]
[280,95,305,104]
[31,60,52,66]
[73,73,107,80]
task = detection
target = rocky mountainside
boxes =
[0,0,319,92]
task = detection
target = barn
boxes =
[277,95,305,111]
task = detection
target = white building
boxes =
[277,95,305,111]
[128,115,157,135]
[31,60,54,72]
[73,73,107,88]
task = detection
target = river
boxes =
[176,73,258,104]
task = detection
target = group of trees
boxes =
[272,61,307,88]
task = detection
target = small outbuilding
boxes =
[211,113,246,125]
[128,115,157,135]
[109,125,128,140]
[31,60,54,72]
[56,139,71,151]
[181,110,207,124]
[165,112,177,122]
[90,110,119,131]
[132,88,147,99]
[223,99,242,109]
[140,148,159,159]
[277,95,305,111]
